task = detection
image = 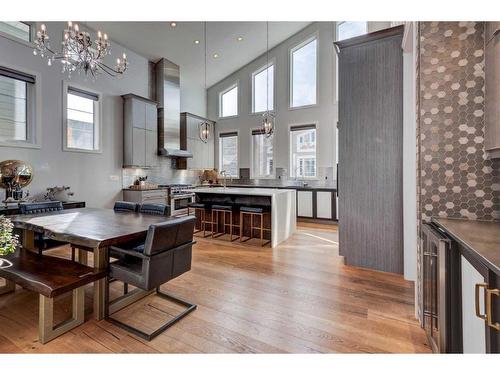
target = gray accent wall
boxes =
[0,22,205,207]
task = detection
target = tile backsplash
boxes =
[419,21,500,221]
[122,158,204,188]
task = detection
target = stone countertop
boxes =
[205,183,337,190]
[194,187,296,197]
[432,217,500,275]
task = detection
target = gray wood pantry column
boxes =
[335,26,404,274]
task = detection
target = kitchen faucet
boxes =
[295,166,308,187]
[220,170,227,189]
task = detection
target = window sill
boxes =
[0,141,40,149]
[63,147,102,154]
[218,115,239,120]
[0,31,34,48]
[288,103,318,111]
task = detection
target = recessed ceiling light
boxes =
[237,36,243,41]
[194,40,200,44]
[213,53,219,58]
[170,22,177,28]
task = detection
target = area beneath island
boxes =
[194,187,297,247]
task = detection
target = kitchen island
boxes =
[194,187,296,247]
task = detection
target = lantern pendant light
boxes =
[261,21,275,138]
[199,22,211,143]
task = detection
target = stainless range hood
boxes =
[155,58,192,158]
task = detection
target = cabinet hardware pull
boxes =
[475,283,488,320]
[486,288,500,331]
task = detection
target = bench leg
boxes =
[39,287,85,344]
[0,279,16,295]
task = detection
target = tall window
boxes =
[65,86,100,152]
[290,125,317,178]
[219,132,238,177]
[337,21,367,41]
[0,66,35,145]
[219,84,238,118]
[290,37,317,108]
[252,64,274,113]
[0,22,32,42]
[251,129,274,178]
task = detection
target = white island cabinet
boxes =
[194,187,297,247]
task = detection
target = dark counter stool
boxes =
[211,204,240,242]
[239,206,271,247]
[188,202,212,237]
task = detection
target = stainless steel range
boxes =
[158,184,195,216]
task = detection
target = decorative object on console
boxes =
[134,176,148,186]
[260,21,275,138]
[45,186,74,203]
[0,216,19,268]
[199,23,212,143]
[33,22,128,78]
[0,160,33,203]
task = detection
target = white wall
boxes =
[207,22,337,183]
[0,22,205,207]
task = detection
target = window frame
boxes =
[336,21,368,42]
[288,33,319,110]
[251,60,276,115]
[289,123,318,180]
[218,82,239,119]
[62,81,102,154]
[218,130,239,178]
[0,21,35,46]
[250,128,275,179]
[0,64,40,149]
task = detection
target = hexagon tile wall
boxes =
[419,21,500,222]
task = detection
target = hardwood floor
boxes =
[0,223,430,353]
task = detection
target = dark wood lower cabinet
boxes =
[423,221,500,353]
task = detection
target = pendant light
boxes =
[199,22,211,143]
[261,21,275,138]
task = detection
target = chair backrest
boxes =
[19,201,63,215]
[113,201,138,212]
[139,203,170,216]
[143,216,195,256]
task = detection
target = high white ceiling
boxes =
[86,22,310,87]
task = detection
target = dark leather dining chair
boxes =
[139,203,170,216]
[19,201,68,255]
[105,216,197,341]
[113,201,139,212]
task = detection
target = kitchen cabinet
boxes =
[429,218,500,353]
[180,112,215,170]
[461,255,487,353]
[123,189,169,206]
[316,191,333,219]
[296,189,337,221]
[485,21,500,159]
[297,190,313,218]
[123,94,158,168]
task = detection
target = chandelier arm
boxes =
[96,62,121,77]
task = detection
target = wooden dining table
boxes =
[10,207,174,320]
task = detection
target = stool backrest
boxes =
[139,203,170,216]
[143,216,195,256]
[20,201,63,215]
[113,201,138,212]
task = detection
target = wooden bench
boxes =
[0,250,106,344]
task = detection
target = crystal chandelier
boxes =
[33,22,128,78]
[260,21,275,138]
[199,22,211,143]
